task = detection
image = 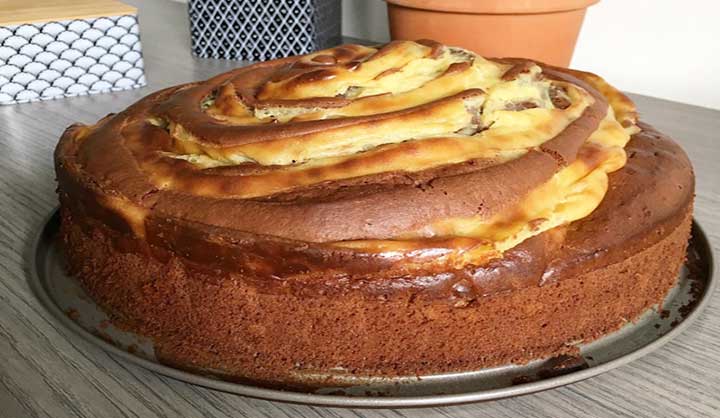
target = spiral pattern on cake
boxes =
[56,40,640,273]
[55,40,695,384]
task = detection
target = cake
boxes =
[54,40,694,388]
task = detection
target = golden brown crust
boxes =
[59,180,692,386]
[55,41,622,248]
[56,124,694,299]
[54,40,695,385]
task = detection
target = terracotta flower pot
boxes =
[386,0,599,67]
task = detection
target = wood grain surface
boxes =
[0,0,718,416]
[0,0,136,26]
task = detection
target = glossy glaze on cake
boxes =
[54,40,694,387]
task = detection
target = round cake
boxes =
[55,40,694,387]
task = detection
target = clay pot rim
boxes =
[385,0,600,15]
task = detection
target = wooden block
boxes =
[0,0,136,27]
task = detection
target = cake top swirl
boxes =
[56,40,639,267]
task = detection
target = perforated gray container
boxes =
[188,0,342,61]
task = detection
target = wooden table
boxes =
[1,0,718,416]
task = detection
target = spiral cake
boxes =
[55,40,694,387]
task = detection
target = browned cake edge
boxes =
[58,200,691,388]
[57,122,694,387]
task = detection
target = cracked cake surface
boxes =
[55,40,694,386]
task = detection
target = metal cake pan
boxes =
[29,209,716,407]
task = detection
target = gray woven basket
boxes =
[188,0,342,61]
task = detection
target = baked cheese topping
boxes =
[70,40,639,266]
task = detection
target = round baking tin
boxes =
[29,210,715,407]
